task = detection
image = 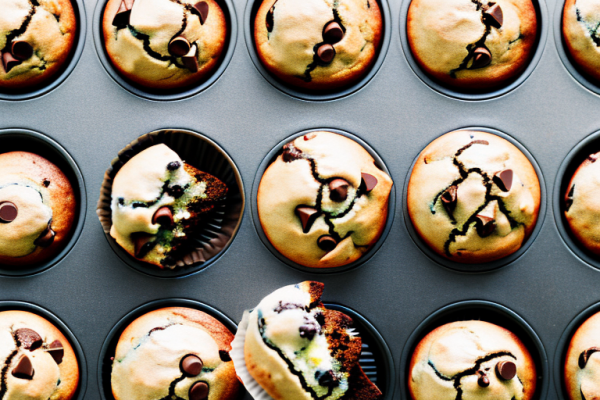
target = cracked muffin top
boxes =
[407,0,537,90]
[407,130,541,264]
[102,0,227,90]
[563,0,600,86]
[257,131,393,269]
[409,320,537,400]
[111,307,242,400]
[243,281,382,400]
[0,0,77,91]
[564,310,600,400]
[0,310,79,400]
[0,151,76,267]
[254,0,382,91]
[109,144,227,269]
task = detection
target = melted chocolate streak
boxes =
[427,141,521,257]
[2,0,38,53]
[575,7,600,46]
[449,0,491,78]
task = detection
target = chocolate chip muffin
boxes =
[409,320,537,400]
[0,151,76,267]
[109,144,227,269]
[407,0,538,90]
[0,310,79,400]
[564,311,600,400]
[1,0,77,90]
[111,307,242,400]
[257,131,393,269]
[102,0,227,90]
[563,0,600,83]
[407,130,541,264]
[254,0,383,91]
[244,281,382,400]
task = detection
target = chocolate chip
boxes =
[580,348,600,368]
[11,41,33,61]
[470,47,492,69]
[295,206,319,233]
[304,133,316,140]
[0,202,18,223]
[152,206,174,226]
[182,44,199,73]
[317,370,339,387]
[169,36,190,57]
[441,185,457,216]
[15,328,42,350]
[167,161,181,170]
[496,360,516,380]
[317,235,337,253]
[566,184,575,211]
[12,355,34,380]
[189,382,209,400]
[299,325,317,340]
[484,3,503,28]
[167,185,184,198]
[42,179,50,187]
[475,214,495,237]
[219,350,231,362]
[315,312,325,325]
[316,44,335,63]
[46,340,64,364]
[194,1,209,24]
[360,172,378,193]
[34,225,55,248]
[329,179,349,202]
[323,21,344,44]
[477,370,490,387]
[112,0,131,29]
[181,354,203,376]
[131,232,155,258]
[282,143,302,162]
[1,51,21,73]
[266,5,275,32]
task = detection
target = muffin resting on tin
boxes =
[254,0,383,91]
[0,310,79,400]
[409,320,537,400]
[109,144,227,269]
[111,307,242,400]
[257,131,393,269]
[0,0,77,90]
[102,0,227,90]
[406,0,537,90]
[563,0,600,83]
[243,281,382,400]
[407,130,541,264]
[564,310,600,400]
[0,151,76,267]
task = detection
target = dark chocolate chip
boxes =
[168,36,191,57]
[112,1,131,29]
[317,370,339,387]
[42,179,50,187]
[323,21,344,44]
[496,360,516,380]
[15,328,43,350]
[182,45,199,73]
[580,347,600,369]
[46,340,64,364]
[329,179,349,202]
[295,206,319,234]
[12,355,34,380]
[493,169,513,192]
[470,47,492,69]
[194,1,209,24]
[167,161,181,171]
[299,325,317,340]
[441,185,457,216]
[131,232,155,258]
[181,354,203,376]
[11,41,33,61]
[118,197,125,206]
[219,350,231,362]
[2,51,21,73]
[152,206,173,226]
[317,235,337,253]
[316,44,335,63]
[589,154,599,163]
[477,370,490,387]
[34,225,55,248]
[282,143,302,162]
[360,172,378,193]
[0,202,18,223]
[475,215,496,237]
[167,185,184,198]
[566,184,575,211]
[315,312,325,326]
[484,3,503,28]
[189,381,209,400]
[266,5,275,32]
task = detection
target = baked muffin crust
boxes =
[564,311,600,400]
[563,0,600,83]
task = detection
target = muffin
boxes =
[102,0,227,90]
[111,307,242,400]
[108,143,228,269]
[257,131,393,269]
[564,311,600,400]
[407,130,541,264]
[0,151,77,266]
[563,0,600,83]
[407,0,538,90]
[243,281,382,400]
[0,0,77,90]
[254,0,382,91]
[0,310,79,400]
[409,320,537,400]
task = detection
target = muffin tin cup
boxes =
[250,128,396,274]
[92,0,237,101]
[398,0,548,101]
[243,0,391,102]
[0,300,88,400]
[402,126,547,274]
[399,300,549,400]
[0,0,86,101]
[230,302,395,400]
[96,128,245,279]
[0,128,87,277]
[97,298,239,400]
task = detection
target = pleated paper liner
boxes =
[230,303,395,400]
[97,129,244,278]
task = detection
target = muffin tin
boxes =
[1,0,600,396]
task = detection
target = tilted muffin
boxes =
[243,281,382,400]
[407,0,537,90]
[0,151,76,266]
[102,0,227,90]
[0,310,79,400]
[407,130,540,264]
[563,0,600,83]
[257,131,393,269]
[254,0,382,91]
[564,311,600,400]
[409,320,537,400]
[109,144,227,269]
[111,307,242,400]
[0,0,77,90]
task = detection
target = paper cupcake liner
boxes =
[97,129,244,275]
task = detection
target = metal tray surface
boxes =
[1,0,599,396]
